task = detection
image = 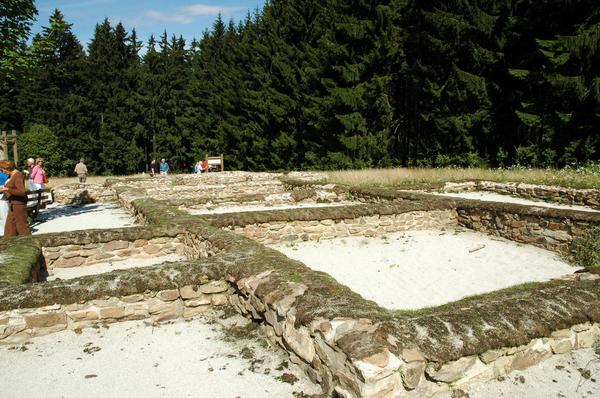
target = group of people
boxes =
[149,158,170,176]
[0,158,47,237]
[193,159,209,174]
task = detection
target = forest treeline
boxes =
[0,0,599,175]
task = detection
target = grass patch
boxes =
[390,281,546,317]
[0,243,40,285]
[325,165,600,189]
[572,227,600,272]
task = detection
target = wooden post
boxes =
[0,131,6,161]
[220,154,224,171]
[11,130,18,166]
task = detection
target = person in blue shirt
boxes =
[0,169,8,186]
[159,158,170,176]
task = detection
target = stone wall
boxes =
[0,280,233,345]
[444,180,600,209]
[230,270,600,397]
[231,209,457,244]
[457,205,598,253]
[43,236,188,269]
[52,183,116,204]
[42,232,218,270]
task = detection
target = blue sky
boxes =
[32,1,266,50]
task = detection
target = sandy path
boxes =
[271,229,579,310]
[0,311,319,398]
[428,348,600,398]
[32,203,136,235]
[430,191,599,212]
[188,201,358,215]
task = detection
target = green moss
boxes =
[389,281,546,317]
[0,243,41,285]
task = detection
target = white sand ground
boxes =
[32,203,136,235]
[430,190,599,212]
[430,348,600,398]
[188,201,358,215]
[271,229,579,310]
[47,254,187,281]
[0,311,320,398]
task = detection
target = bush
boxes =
[572,227,600,271]
[19,124,69,176]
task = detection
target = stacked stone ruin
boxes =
[0,172,598,398]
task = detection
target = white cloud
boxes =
[144,4,247,25]
[182,4,246,16]
[145,10,193,25]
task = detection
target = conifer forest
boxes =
[1,0,599,175]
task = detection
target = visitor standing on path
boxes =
[0,161,31,236]
[159,158,169,176]
[0,163,10,236]
[149,159,159,177]
[29,158,46,190]
[74,158,88,183]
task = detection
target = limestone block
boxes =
[98,306,126,320]
[79,249,99,257]
[122,294,145,303]
[183,305,209,318]
[358,372,402,398]
[67,310,98,321]
[427,356,478,383]
[53,256,84,268]
[401,348,426,363]
[62,251,80,259]
[185,296,211,307]
[147,298,184,317]
[123,303,149,319]
[211,294,229,306]
[143,245,161,255]
[283,321,315,364]
[314,334,347,373]
[510,339,552,371]
[133,239,148,247]
[401,361,426,390]
[200,281,229,294]
[156,289,180,302]
[354,349,403,388]
[179,285,201,300]
[103,240,130,251]
[149,237,170,244]
[575,325,600,349]
[479,348,507,364]
[24,312,67,328]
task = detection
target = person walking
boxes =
[159,158,169,176]
[0,161,31,236]
[149,159,159,177]
[29,158,46,190]
[74,158,88,183]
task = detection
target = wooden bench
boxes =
[26,188,53,220]
[205,154,224,172]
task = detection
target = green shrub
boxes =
[573,227,600,271]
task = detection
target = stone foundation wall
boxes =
[52,183,117,204]
[42,234,217,269]
[230,271,600,397]
[457,207,596,253]
[0,280,233,345]
[231,209,458,244]
[444,181,600,209]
